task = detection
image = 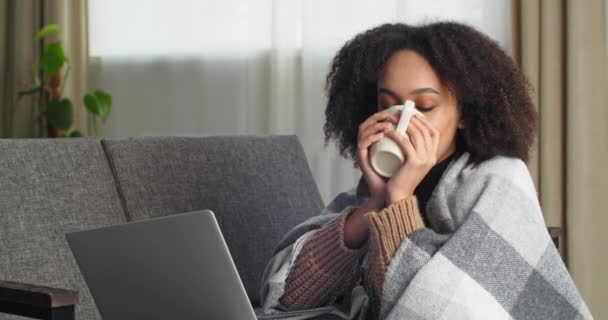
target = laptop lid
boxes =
[66,210,257,320]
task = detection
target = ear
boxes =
[457,119,465,129]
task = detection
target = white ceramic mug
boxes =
[370,100,422,178]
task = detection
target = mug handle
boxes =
[395,100,420,135]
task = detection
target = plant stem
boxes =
[17,87,42,96]
[93,117,99,137]
[37,7,49,138]
[60,62,71,97]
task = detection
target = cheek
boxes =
[426,112,459,149]
[424,114,451,138]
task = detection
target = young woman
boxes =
[259,22,590,320]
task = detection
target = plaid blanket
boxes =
[258,152,592,319]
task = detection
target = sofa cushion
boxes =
[0,138,128,320]
[101,135,324,306]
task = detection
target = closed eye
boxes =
[416,105,435,112]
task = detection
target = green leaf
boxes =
[41,42,65,77]
[69,130,83,137]
[94,90,112,122]
[46,98,73,130]
[35,24,60,40]
[84,90,112,122]
[83,93,99,115]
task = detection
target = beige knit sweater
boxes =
[278,196,425,318]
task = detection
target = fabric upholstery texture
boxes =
[0,138,127,320]
[101,135,324,306]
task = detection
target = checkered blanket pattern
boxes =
[259,152,592,319]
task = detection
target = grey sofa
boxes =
[0,136,324,319]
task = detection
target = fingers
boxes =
[358,130,386,151]
[359,110,399,133]
[356,110,405,190]
[411,115,440,161]
[384,130,415,158]
[357,130,387,182]
[357,110,398,150]
[360,122,394,141]
[406,117,427,153]
[413,114,440,149]
[385,114,440,165]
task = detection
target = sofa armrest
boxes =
[0,280,78,320]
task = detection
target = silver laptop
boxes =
[66,210,258,320]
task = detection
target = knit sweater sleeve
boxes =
[279,206,366,310]
[363,196,425,315]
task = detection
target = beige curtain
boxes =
[0,0,40,137]
[0,0,89,138]
[513,0,608,318]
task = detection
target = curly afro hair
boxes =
[323,22,537,166]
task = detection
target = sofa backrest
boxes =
[101,135,324,306]
[0,138,128,320]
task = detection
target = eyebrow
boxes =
[378,87,440,101]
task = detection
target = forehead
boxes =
[377,50,443,94]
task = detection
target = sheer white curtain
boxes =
[89,0,512,204]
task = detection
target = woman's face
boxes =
[376,49,463,162]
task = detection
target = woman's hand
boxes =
[356,110,400,208]
[383,114,440,205]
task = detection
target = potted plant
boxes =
[13,24,112,137]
